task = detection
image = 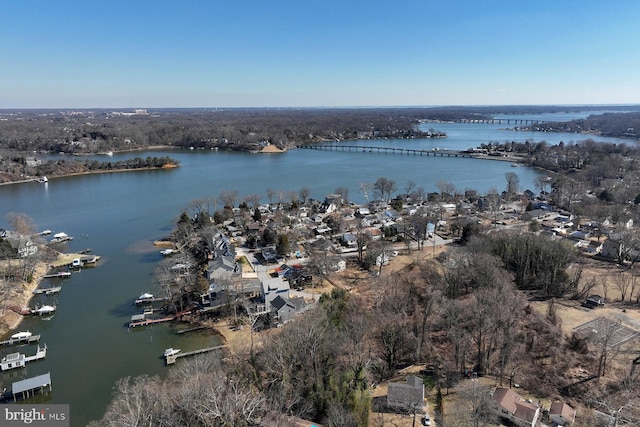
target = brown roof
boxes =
[550,401,576,422]
[492,387,538,423]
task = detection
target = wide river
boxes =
[0,112,635,425]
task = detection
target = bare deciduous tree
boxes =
[299,187,311,204]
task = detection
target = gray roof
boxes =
[13,372,51,395]
[387,375,424,407]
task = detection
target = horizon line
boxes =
[1,103,640,111]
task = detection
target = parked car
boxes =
[421,415,431,426]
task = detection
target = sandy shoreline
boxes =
[0,263,47,338]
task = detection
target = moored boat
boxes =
[32,305,56,316]
[163,348,181,357]
[10,331,32,340]
[135,292,155,304]
[50,232,73,244]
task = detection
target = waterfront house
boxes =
[6,236,38,258]
[490,387,540,427]
[387,375,425,413]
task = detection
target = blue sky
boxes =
[2,1,639,108]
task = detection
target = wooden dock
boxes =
[164,345,226,365]
[128,308,194,328]
[50,253,100,269]
[24,344,47,362]
[0,334,40,347]
[33,285,62,295]
[43,271,71,279]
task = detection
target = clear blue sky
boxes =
[2,1,639,108]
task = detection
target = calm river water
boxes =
[0,113,634,425]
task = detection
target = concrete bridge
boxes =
[301,144,474,158]
[453,118,549,125]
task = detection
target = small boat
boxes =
[32,305,56,316]
[10,331,32,340]
[163,348,181,357]
[139,292,154,300]
[135,293,155,305]
[160,249,175,256]
[38,230,52,236]
[50,232,73,244]
[37,176,48,183]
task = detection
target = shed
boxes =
[583,295,605,309]
[549,401,576,425]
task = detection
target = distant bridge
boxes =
[301,144,474,158]
[451,118,549,125]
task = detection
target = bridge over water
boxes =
[302,144,475,158]
[451,118,549,125]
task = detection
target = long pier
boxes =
[164,345,226,365]
[302,145,474,158]
[128,308,194,328]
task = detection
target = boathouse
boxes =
[11,372,52,401]
[1,352,26,371]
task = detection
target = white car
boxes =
[421,415,431,426]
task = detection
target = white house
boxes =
[6,237,38,258]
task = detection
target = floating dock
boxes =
[164,345,226,365]
[43,271,71,279]
[0,334,41,347]
[33,285,62,295]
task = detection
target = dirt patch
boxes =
[260,145,286,153]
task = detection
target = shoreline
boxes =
[0,263,47,338]
[0,164,179,186]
